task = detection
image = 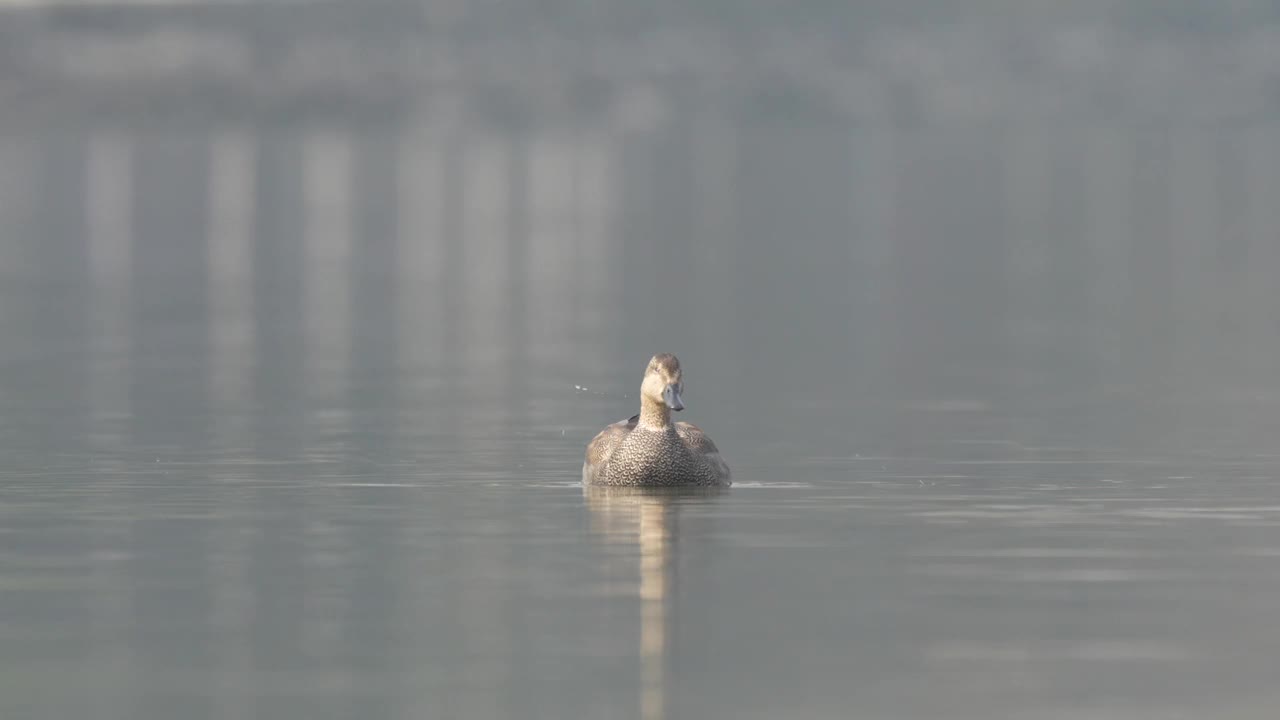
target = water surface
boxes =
[2,118,1280,719]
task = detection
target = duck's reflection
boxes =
[584,486,725,720]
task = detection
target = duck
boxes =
[583,353,731,487]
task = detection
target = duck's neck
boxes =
[638,396,672,430]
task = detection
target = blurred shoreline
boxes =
[2,1,1279,128]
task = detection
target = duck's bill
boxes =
[663,385,685,411]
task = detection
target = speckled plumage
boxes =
[583,354,731,487]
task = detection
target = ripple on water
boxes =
[926,641,1195,662]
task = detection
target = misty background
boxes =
[2,2,1280,719]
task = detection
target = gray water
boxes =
[3,120,1279,720]
[5,29,1280,720]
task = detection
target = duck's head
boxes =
[641,353,684,411]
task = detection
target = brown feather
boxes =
[583,415,638,481]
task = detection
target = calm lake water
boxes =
[2,115,1280,720]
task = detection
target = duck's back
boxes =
[675,421,731,483]
[582,415,638,485]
